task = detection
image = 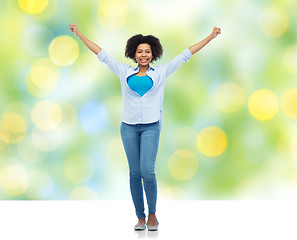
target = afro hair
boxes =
[125,34,163,63]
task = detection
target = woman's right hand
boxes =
[69,23,80,36]
[69,23,102,55]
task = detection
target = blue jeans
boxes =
[120,120,161,219]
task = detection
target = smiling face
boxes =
[134,43,153,67]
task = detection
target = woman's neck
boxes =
[138,64,150,73]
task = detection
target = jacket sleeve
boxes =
[160,48,192,78]
[97,49,125,77]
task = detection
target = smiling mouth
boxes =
[140,58,148,63]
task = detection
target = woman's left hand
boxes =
[209,26,221,39]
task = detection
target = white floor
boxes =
[0,200,296,240]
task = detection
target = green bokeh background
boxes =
[0,0,297,200]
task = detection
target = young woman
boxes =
[69,23,221,231]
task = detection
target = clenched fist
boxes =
[210,26,221,39]
[69,23,80,36]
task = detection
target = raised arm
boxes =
[188,26,221,55]
[69,23,102,55]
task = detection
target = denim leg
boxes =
[140,121,160,215]
[120,122,145,219]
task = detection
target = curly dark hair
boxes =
[125,34,163,63]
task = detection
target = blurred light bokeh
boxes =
[0,0,297,200]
